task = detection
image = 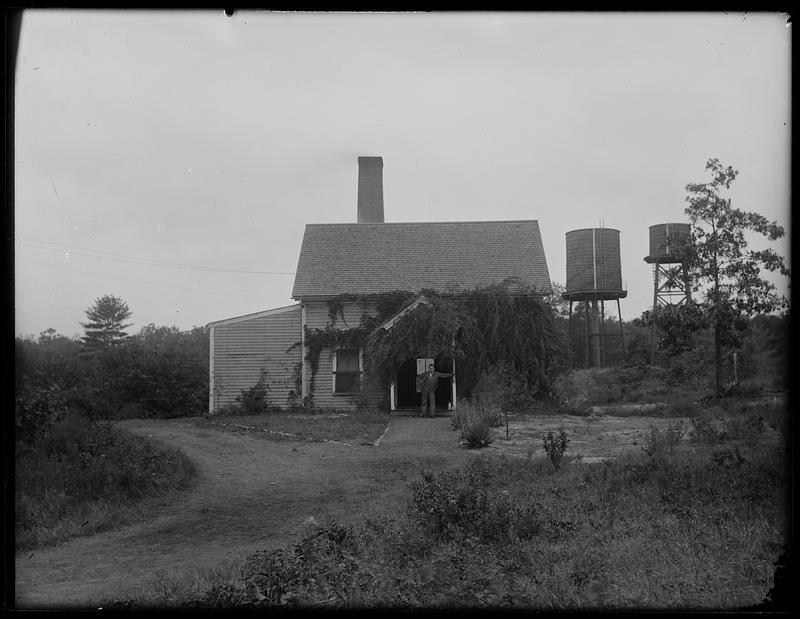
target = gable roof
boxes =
[207,304,300,328]
[291,220,551,298]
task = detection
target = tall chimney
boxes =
[357,156,384,223]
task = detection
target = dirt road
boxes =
[14,415,468,609]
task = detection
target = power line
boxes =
[14,235,295,275]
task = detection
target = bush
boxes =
[542,431,569,470]
[640,423,685,464]
[460,418,495,449]
[471,362,538,413]
[410,460,540,543]
[665,347,715,389]
[711,446,746,468]
[15,326,209,425]
[234,372,273,415]
[452,402,499,449]
[726,412,765,443]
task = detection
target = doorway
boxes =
[394,356,453,410]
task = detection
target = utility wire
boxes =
[14,235,295,275]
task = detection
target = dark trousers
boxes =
[420,389,436,416]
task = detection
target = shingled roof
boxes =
[291,220,551,298]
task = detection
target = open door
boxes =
[393,356,455,411]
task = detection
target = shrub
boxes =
[460,418,495,449]
[711,446,746,468]
[233,371,275,415]
[409,461,540,543]
[452,402,498,449]
[200,520,380,608]
[471,362,537,413]
[542,431,569,470]
[665,347,714,389]
[640,423,684,464]
[726,413,765,444]
[688,414,727,445]
[623,328,651,367]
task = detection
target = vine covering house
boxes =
[207,157,553,414]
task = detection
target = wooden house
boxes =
[208,157,552,414]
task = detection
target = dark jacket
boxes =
[417,369,452,392]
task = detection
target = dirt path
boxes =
[14,415,467,609]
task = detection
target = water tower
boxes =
[643,223,692,308]
[562,227,627,368]
[644,223,693,363]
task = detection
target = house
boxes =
[208,157,552,414]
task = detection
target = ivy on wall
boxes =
[295,279,569,409]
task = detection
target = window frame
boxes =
[332,347,363,395]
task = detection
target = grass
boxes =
[199,409,391,444]
[120,398,789,610]
[15,413,197,551]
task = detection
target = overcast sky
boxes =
[14,10,791,339]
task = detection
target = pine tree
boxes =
[81,295,133,346]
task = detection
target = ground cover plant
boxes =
[15,412,197,550]
[200,409,391,444]
[135,399,788,610]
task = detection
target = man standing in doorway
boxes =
[417,363,452,418]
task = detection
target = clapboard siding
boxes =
[303,300,375,330]
[303,300,376,410]
[209,305,302,413]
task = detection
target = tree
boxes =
[684,158,789,395]
[640,302,705,357]
[545,281,571,319]
[81,295,133,347]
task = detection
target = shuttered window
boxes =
[333,348,362,394]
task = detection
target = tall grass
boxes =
[16,412,196,550]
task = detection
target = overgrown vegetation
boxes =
[298,279,570,412]
[16,322,209,441]
[146,410,787,609]
[15,413,197,550]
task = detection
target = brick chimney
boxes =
[357,156,384,223]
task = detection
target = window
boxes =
[333,348,362,394]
